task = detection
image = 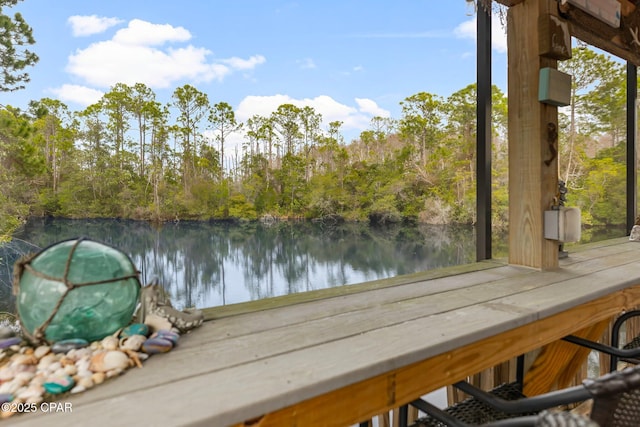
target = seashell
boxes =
[46,362,62,373]
[19,347,34,355]
[67,347,92,362]
[16,385,42,401]
[15,364,36,375]
[101,335,119,351]
[0,381,19,394]
[144,314,173,333]
[70,385,85,394]
[151,330,180,346]
[141,337,173,354]
[52,339,89,354]
[59,356,74,367]
[0,337,22,350]
[120,323,149,338]
[52,368,67,378]
[11,354,37,366]
[43,375,74,394]
[75,360,90,373]
[0,368,14,382]
[89,351,131,372]
[105,368,123,378]
[37,354,58,370]
[34,346,51,359]
[77,376,93,389]
[13,371,34,386]
[63,364,77,376]
[91,372,105,385]
[30,376,45,387]
[119,334,146,351]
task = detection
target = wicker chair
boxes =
[563,310,640,372]
[406,364,640,427]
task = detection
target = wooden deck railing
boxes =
[11,237,640,427]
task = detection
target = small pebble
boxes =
[120,323,149,338]
[0,393,12,404]
[34,346,50,359]
[141,337,173,354]
[43,375,75,395]
[151,330,179,346]
[51,339,89,354]
[0,337,22,349]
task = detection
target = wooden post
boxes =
[507,0,560,269]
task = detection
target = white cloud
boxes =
[198,95,391,157]
[65,19,265,89]
[222,55,267,70]
[454,15,507,54]
[49,84,104,106]
[68,15,123,37]
[235,94,390,133]
[297,58,316,69]
[112,19,191,46]
[355,98,390,118]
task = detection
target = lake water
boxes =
[0,218,625,314]
[1,218,491,314]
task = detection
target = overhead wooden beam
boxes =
[495,0,526,6]
[564,2,640,66]
[507,0,560,269]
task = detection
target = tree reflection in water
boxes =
[2,218,501,313]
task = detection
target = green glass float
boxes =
[14,238,141,344]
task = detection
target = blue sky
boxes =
[3,0,508,142]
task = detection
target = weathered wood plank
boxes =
[203,260,505,320]
[523,319,610,395]
[17,284,640,427]
[201,241,640,345]
[58,243,640,404]
[507,0,560,269]
[251,287,640,427]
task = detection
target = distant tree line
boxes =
[0,46,633,240]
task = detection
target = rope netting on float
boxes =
[0,238,40,331]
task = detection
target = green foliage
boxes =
[0,45,631,231]
[576,155,626,225]
[0,0,38,92]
